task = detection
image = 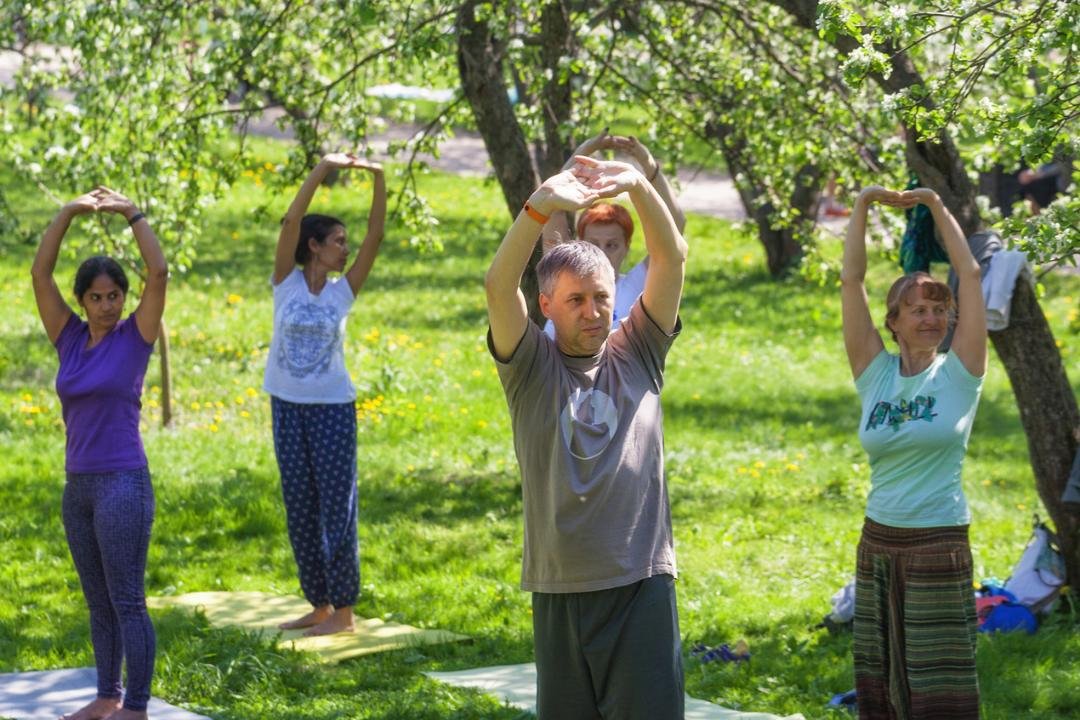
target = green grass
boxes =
[1,152,1078,719]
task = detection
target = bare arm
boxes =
[613,135,686,233]
[31,195,96,343]
[540,209,571,254]
[345,163,386,296]
[486,170,600,361]
[274,153,371,285]
[903,189,987,376]
[95,187,168,344]
[840,187,898,379]
[540,130,611,255]
[576,157,687,333]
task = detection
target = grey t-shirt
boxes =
[490,300,680,593]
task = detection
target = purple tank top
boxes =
[55,312,154,473]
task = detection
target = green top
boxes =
[856,349,983,528]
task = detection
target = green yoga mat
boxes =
[148,591,468,663]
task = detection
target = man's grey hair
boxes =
[537,241,615,297]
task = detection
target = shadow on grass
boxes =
[685,604,1080,720]
[666,389,859,442]
[362,466,520,526]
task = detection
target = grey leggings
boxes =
[63,467,156,711]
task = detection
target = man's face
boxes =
[581,222,629,276]
[540,269,615,356]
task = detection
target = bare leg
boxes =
[303,606,355,636]
[59,697,122,720]
[278,604,333,630]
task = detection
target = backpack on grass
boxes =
[1003,516,1066,615]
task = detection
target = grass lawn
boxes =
[1,147,1078,719]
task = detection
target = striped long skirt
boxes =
[853,518,979,720]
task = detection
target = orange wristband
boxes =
[523,202,550,224]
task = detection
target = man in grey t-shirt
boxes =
[485,155,688,719]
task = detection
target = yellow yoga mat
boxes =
[148,591,468,663]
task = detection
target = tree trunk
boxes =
[456,0,545,324]
[989,282,1080,585]
[706,119,817,277]
[769,0,1080,585]
[536,0,574,179]
[158,317,173,428]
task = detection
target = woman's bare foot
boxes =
[278,604,333,630]
[59,697,121,720]
[303,605,355,636]
[103,708,148,720]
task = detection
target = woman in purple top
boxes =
[31,186,167,720]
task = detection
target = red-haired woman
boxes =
[841,186,987,719]
[542,131,685,332]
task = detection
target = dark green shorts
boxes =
[532,574,683,720]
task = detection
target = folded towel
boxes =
[983,249,1031,331]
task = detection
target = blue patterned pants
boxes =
[62,467,156,712]
[271,397,360,608]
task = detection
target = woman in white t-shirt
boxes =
[841,186,987,719]
[264,153,386,636]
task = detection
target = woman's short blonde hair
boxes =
[884,272,956,342]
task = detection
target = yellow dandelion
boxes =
[209,424,219,432]
[785,463,799,472]
[190,401,200,410]
[476,420,488,429]
[753,460,766,469]
[433,358,443,367]
[231,231,240,241]
[240,410,250,418]
[736,467,747,474]
[21,392,32,402]
[471,369,482,377]
[227,293,243,305]
[407,402,417,410]
[750,469,761,478]
[246,387,258,398]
